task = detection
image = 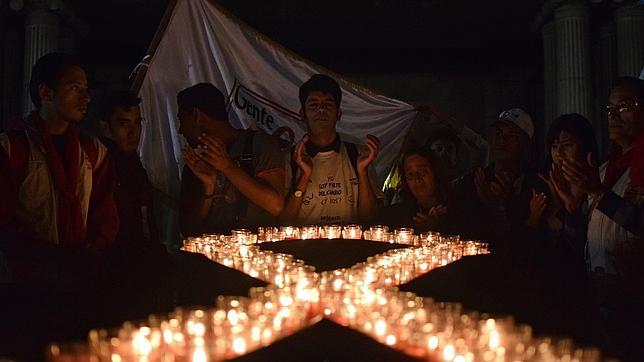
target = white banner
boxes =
[138,0,417,197]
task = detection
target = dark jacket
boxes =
[101,137,159,250]
[450,164,546,252]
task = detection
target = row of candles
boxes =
[190,224,480,248]
[47,226,601,361]
[256,224,436,244]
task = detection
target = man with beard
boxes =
[0,53,119,282]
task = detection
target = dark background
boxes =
[3,0,546,87]
[66,0,544,73]
[1,0,634,158]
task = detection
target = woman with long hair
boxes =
[512,114,600,344]
[526,113,599,262]
[530,113,599,229]
[379,146,454,233]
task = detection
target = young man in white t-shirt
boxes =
[280,74,381,225]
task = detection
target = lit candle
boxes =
[368,225,388,242]
[231,229,252,244]
[323,225,342,239]
[342,224,362,239]
[280,226,300,240]
[394,228,414,244]
[61,226,589,362]
[300,225,319,239]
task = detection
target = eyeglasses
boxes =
[605,101,640,115]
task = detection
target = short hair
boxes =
[177,83,228,121]
[99,91,141,122]
[299,74,342,109]
[610,76,644,101]
[399,146,451,205]
[546,113,599,167]
[29,53,86,109]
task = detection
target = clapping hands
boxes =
[474,168,514,206]
[357,134,380,174]
[413,205,448,229]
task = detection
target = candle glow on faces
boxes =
[47,226,601,362]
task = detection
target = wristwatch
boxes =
[294,189,303,198]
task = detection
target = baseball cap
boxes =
[496,108,534,139]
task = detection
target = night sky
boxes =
[62,0,545,79]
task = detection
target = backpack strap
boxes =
[290,144,298,189]
[236,130,256,218]
[344,141,359,176]
[238,130,255,176]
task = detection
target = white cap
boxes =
[497,108,534,139]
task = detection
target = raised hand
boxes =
[474,168,494,204]
[538,170,561,218]
[197,134,235,172]
[183,145,217,188]
[526,188,547,228]
[561,152,604,198]
[489,171,514,205]
[294,134,313,179]
[413,205,448,229]
[357,134,380,174]
[428,204,448,217]
[475,168,513,205]
[540,164,584,214]
[539,169,559,202]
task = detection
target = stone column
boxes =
[615,3,643,77]
[20,0,61,116]
[1,28,23,130]
[554,0,593,120]
[542,21,557,134]
[599,24,617,93]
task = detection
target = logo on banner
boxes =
[228,81,302,146]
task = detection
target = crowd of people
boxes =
[1,52,643,360]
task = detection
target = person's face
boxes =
[105,106,142,154]
[47,66,91,123]
[404,154,437,202]
[177,105,201,147]
[301,91,341,135]
[551,131,583,167]
[492,122,528,164]
[607,85,643,148]
[429,139,457,168]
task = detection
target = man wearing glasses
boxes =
[558,76,644,361]
[554,76,644,277]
